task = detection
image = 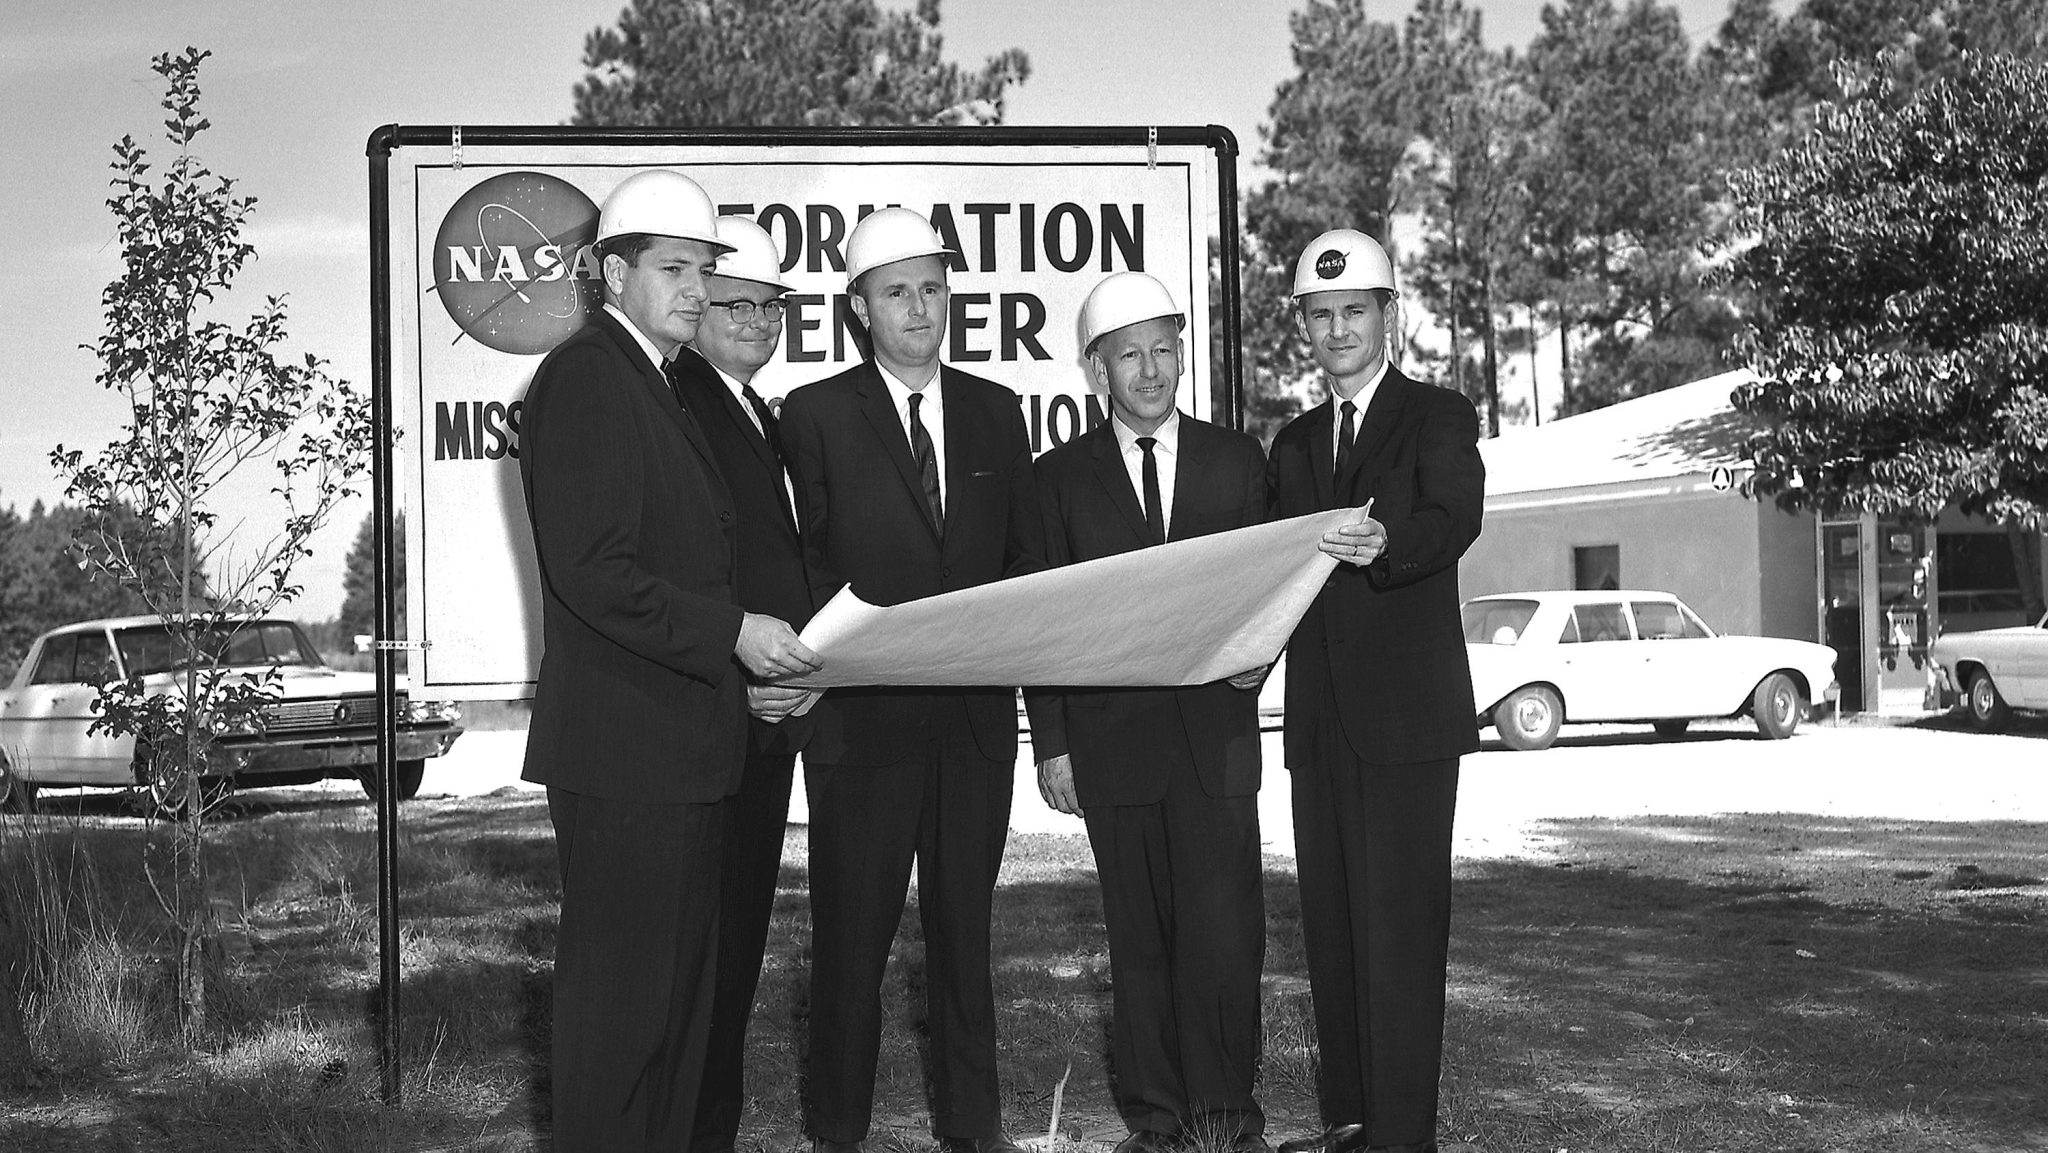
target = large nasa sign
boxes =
[375,130,1238,699]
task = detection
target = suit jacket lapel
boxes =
[1089,424,1152,544]
[1338,370,1409,502]
[714,368,783,477]
[595,311,721,474]
[1303,401,1337,509]
[686,352,800,530]
[1166,418,1207,543]
[856,363,941,539]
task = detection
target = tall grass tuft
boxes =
[0,812,165,1077]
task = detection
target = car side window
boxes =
[1556,612,1583,644]
[1631,601,1704,640]
[29,635,80,685]
[74,633,116,683]
[1572,603,1630,643]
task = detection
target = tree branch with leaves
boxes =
[49,47,372,1045]
[1730,52,2048,621]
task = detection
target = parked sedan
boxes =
[1928,610,2048,730]
[0,616,462,812]
[1465,591,1839,751]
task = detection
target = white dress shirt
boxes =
[1111,408,1181,539]
[1330,360,1390,462]
[878,363,948,510]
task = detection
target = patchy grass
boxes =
[0,791,2043,1152]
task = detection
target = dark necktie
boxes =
[1137,436,1165,546]
[739,381,775,440]
[1335,398,1358,483]
[908,391,943,531]
[662,358,690,411]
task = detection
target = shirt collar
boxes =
[876,360,943,413]
[1329,360,1390,414]
[707,361,751,396]
[1112,407,1181,456]
[604,303,670,376]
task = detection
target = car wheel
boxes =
[358,758,427,803]
[1752,673,1804,740]
[132,742,235,820]
[1651,719,1690,738]
[0,750,36,814]
[1493,685,1562,751]
[1966,669,2012,732]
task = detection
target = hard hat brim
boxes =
[708,271,795,296]
[1292,286,1398,301]
[846,247,957,290]
[594,224,737,256]
[1085,312,1187,355]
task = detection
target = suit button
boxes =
[942,566,953,579]
[718,510,732,523]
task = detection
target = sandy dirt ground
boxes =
[413,713,2046,860]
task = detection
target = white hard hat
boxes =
[709,216,793,294]
[1292,228,1398,299]
[1079,271,1186,354]
[596,170,731,253]
[844,207,956,288]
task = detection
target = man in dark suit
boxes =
[1267,229,1485,1153]
[778,207,1043,1153]
[519,170,820,1153]
[1025,272,1272,1153]
[667,215,819,1153]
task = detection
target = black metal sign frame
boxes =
[365,122,1243,1104]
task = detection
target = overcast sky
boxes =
[0,0,1747,621]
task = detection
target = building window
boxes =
[1573,544,1620,591]
[1937,532,2024,614]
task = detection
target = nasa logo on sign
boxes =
[1711,465,1735,491]
[1315,248,1347,280]
[432,171,603,356]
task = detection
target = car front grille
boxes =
[261,694,383,734]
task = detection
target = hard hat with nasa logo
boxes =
[1079,271,1186,355]
[844,207,956,288]
[1291,228,1398,300]
[596,170,731,253]
[709,216,793,295]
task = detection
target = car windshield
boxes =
[115,621,325,677]
[1463,599,1540,645]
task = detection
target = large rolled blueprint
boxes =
[788,506,1367,688]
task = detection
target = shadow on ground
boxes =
[4,798,2044,1153]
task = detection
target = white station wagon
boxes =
[0,616,462,812]
[1464,591,1839,751]
[1928,610,2048,730]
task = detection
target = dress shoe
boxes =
[938,1134,1026,1153]
[1364,1144,1436,1153]
[1277,1124,1369,1153]
[812,1139,864,1153]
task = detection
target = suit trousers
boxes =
[804,698,1013,1141]
[1084,752,1265,1138]
[1288,687,1459,1147]
[548,787,724,1153]
[693,750,798,1152]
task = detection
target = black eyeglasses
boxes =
[708,299,787,324]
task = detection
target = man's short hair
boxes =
[596,233,659,268]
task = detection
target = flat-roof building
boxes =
[1462,369,2046,714]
